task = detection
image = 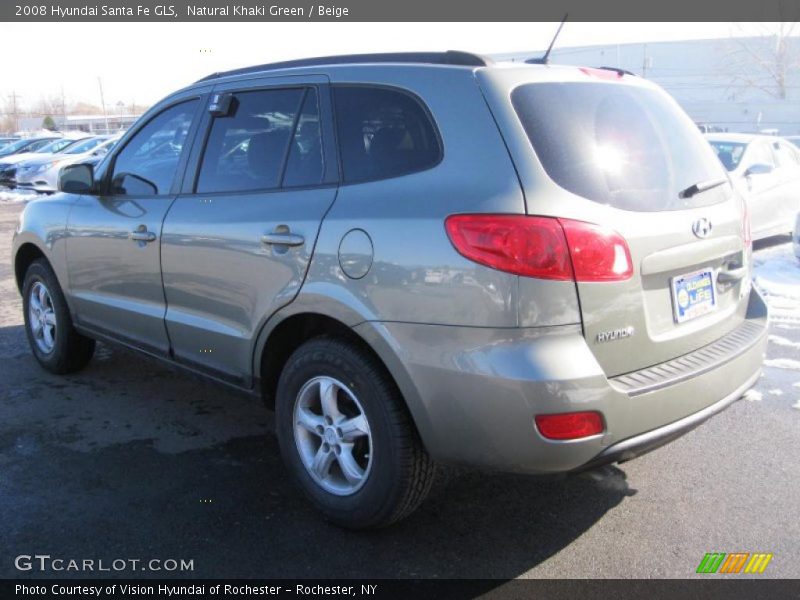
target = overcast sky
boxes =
[0,22,793,111]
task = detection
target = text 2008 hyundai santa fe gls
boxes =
[12,52,768,529]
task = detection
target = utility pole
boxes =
[8,90,21,133]
[97,77,109,134]
[61,85,67,132]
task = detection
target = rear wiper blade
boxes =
[679,178,728,199]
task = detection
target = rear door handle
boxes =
[261,232,305,247]
[129,228,157,243]
[717,265,747,283]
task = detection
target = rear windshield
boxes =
[511,82,728,211]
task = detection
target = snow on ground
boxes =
[743,389,763,402]
[753,240,800,325]
[769,334,800,349]
[0,188,36,203]
[763,358,800,370]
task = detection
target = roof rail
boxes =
[196,51,491,82]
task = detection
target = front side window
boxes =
[333,86,441,183]
[196,87,324,194]
[744,142,775,169]
[110,100,198,196]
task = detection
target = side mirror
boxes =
[58,163,94,193]
[744,163,773,177]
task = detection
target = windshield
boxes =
[63,137,108,154]
[708,141,747,171]
[511,82,729,211]
[37,138,77,154]
[2,139,37,154]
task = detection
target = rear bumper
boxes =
[355,287,768,474]
[574,368,760,472]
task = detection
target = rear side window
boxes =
[333,86,441,183]
[773,142,799,167]
[196,87,324,194]
[512,82,728,211]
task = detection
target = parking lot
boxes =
[1,198,799,580]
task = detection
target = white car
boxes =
[706,133,800,240]
[15,135,119,193]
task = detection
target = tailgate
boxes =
[477,68,751,377]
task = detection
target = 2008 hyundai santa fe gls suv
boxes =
[13,51,768,529]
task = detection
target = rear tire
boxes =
[275,336,435,529]
[22,259,95,374]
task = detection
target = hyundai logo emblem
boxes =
[692,218,713,239]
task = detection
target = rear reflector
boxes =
[535,411,605,440]
[444,214,632,282]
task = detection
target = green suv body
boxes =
[13,52,768,528]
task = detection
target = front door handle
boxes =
[129,226,157,243]
[261,232,305,247]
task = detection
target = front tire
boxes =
[275,336,434,529]
[22,259,95,374]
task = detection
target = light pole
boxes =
[97,77,109,134]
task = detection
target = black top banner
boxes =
[3,0,800,22]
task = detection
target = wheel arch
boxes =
[14,241,49,294]
[253,307,433,454]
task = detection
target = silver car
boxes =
[15,135,119,193]
[0,137,88,187]
[706,133,800,240]
[13,53,768,529]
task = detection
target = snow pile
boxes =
[0,188,36,203]
[742,389,763,402]
[752,241,800,324]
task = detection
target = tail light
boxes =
[535,411,605,440]
[444,214,573,280]
[558,219,633,281]
[444,214,632,282]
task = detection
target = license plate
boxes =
[671,268,716,323]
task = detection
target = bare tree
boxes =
[722,23,799,100]
[33,94,65,117]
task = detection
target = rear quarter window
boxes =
[333,86,441,184]
[512,82,729,212]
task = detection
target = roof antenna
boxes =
[526,14,568,65]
